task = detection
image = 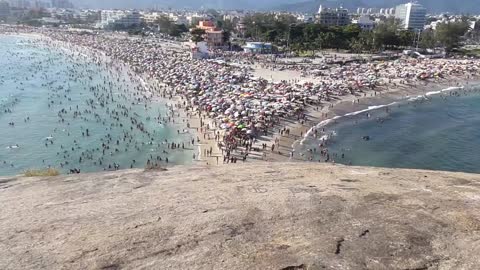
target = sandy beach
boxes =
[37,32,225,167]
[3,25,480,170]
[254,70,480,163]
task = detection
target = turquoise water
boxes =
[0,35,194,176]
[298,87,480,173]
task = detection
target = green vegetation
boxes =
[436,21,471,52]
[24,168,60,177]
[241,13,473,54]
[16,8,49,26]
[459,47,480,57]
[190,28,206,44]
[205,9,235,33]
[242,13,297,43]
[153,15,189,37]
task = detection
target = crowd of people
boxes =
[2,25,480,169]
[1,28,196,172]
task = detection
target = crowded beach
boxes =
[2,25,480,170]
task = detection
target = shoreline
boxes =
[300,84,471,146]
[298,85,480,173]
[5,32,224,168]
[4,27,480,173]
[27,33,210,165]
[268,76,480,162]
[38,32,225,167]
[18,33,480,166]
[0,33,201,173]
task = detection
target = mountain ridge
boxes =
[71,0,480,14]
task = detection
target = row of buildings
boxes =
[92,2,427,33]
[315,2,479,34]
[196,20,224,47]
[4,0,72,9]
[317,2,427,31]
[98,11,226,48]
[99,10,142,29]
[1,1,470,40]
[0,0,74,21]
[98,10,222,29]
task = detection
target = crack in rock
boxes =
[280,264,305,270]
[335,238,345,255]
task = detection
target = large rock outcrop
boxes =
[1,163,480,269]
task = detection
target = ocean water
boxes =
[297,86,480,174]
[0,35,194,176]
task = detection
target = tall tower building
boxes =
[395,2,427,31]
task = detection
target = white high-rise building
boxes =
[100,10,142,29]
[316,5,350,27]
[395,2,426,31]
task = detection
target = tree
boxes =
[329,27,345,49]
[343,24,361,40]
[398,30,415,48]
[436,21,470,52]
[242,13,297,41]
[223,30,231,44]
[169,24,188,37]
[349,38,363,53]
[223,19,235,33]
[289,24,305,45]
[315,35,325,51]
[265,29,279,42]
[191,28,206,44]
[372,18,403,50]
[155,15,173,34]
[359,31,375,52]
[229,12,444,53]
[419,30,436,50]
[322,32,337,49]
[303,23,318,42]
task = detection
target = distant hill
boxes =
[275,0,480,14]
[71,0,480,14]
[73,0,295,10]
[275,0,363,12]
